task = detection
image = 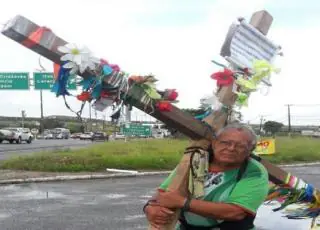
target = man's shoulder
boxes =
[245,158,268,179]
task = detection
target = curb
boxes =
[1,162,319,185]
[0,171,172,185]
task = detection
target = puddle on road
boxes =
[103,194,127,199]
[5,190,65,200]
[124,214,145,221]
[0,184,66,201]
[0,213,11,220]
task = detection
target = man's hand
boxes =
[145,202,175,229]
[157,189,186,209]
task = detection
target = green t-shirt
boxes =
[159,158,269,229]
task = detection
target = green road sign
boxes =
[121,124,152,136]
[33,72,77,90]
[0,72,29,90]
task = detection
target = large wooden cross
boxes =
[1,10,318,230]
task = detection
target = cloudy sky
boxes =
[0,0,319,125]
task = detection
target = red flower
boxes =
[156,101,172,111]
[210,68,234,87]
[165,89,178,101]
[76,92,91,101]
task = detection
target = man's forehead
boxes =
[218,128,251,140]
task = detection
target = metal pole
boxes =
[287,104,291,134]
[21,110,24,128]
[89,102,92,131]
[40,89,44,133]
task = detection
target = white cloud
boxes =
[0,0,318,126]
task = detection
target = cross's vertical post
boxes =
[151,10,275,230]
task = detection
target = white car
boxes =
[0,127,33,144]
[79,132,93,140]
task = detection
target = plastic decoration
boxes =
[210,68,234,87]
[251,59,281,85]
[265,182,320,229]
[51,62,72,97]
[58,43,99,74]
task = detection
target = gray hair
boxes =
[215,123,257,151]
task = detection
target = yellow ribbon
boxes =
[251,60,281,84]
[235,77,257,93]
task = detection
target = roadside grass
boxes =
[1,136,320,172]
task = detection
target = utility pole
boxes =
[285,104,292,135]
[125,106,131,124]
[21,110,26,128]
[40,89,44,133]
[259,115,264,135]
[36,56,46,134]
[89,102,92,132]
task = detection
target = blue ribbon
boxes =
[51,62,71,97]
[194,109,212,120]
[305,184,314,202]
[103,65,113,75]
[79,76,95,91]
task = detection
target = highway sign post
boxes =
[121,123,152,137]
[0,72,29,90]
[33,72,76,90]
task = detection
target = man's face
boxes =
[212,129,251,166]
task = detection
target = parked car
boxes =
[52,128,71,139]
[91,132,108,142]
[0,127,33,144]
[113,132,126,140]
[44,133,54,139]
[70,133,82,139]
[79,132,93,140]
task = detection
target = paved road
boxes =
[0,139,93,160]
[0,165,318,230]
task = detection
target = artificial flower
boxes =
[235,92,249,107]
[163,89,178,101]
[128,75,145,84]
[110,64,120,72]
[76,91,91,101]
[235,77,257,93]
[210,68,234,87]
[58,43,100,74]
[156,101,172,111]
[140,82,162,99]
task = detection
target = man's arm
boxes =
[188,200,247,221]
[143,167,177,212]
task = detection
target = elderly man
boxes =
[143,123,269,230]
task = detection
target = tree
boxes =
[263,121,284,135]
[43,118,64,129]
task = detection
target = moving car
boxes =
[0,127,33,144]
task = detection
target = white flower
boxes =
[58,43,100,74]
